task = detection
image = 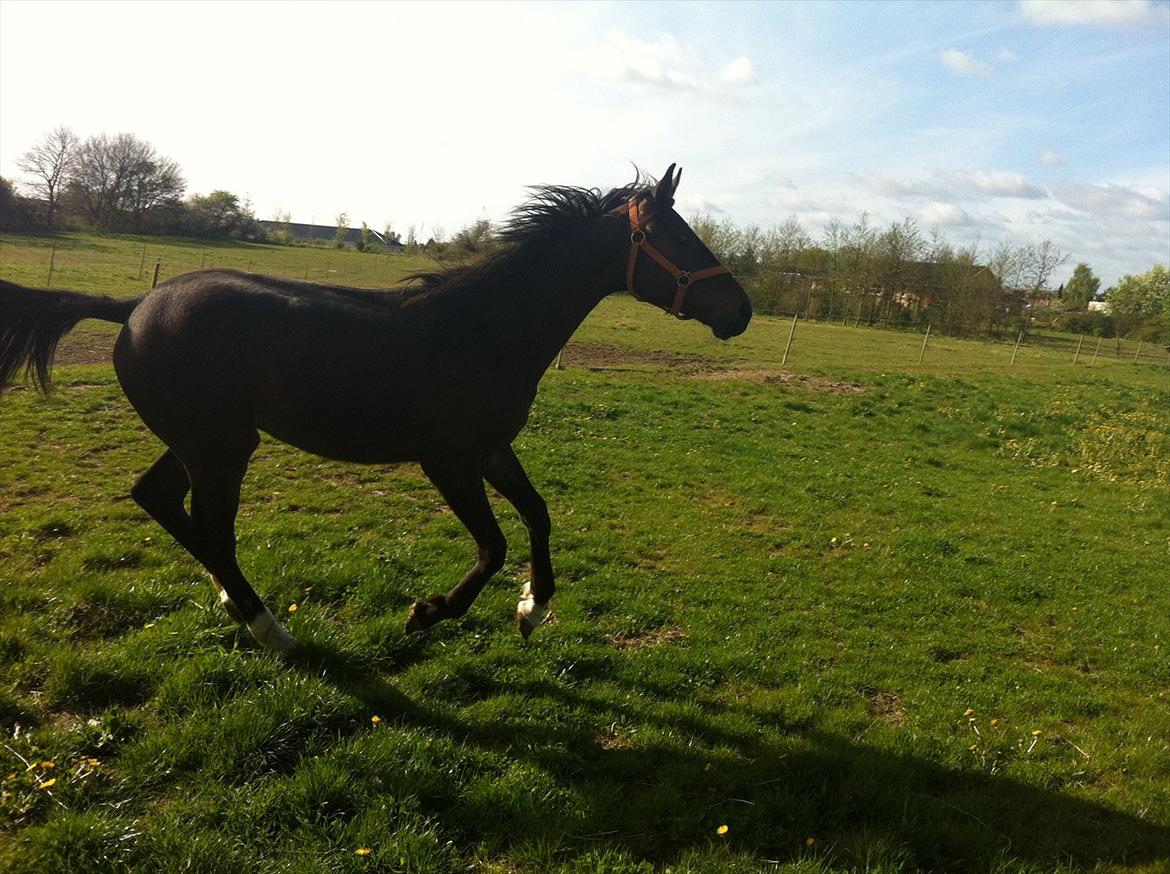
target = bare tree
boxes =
[16,125,78,227]
[67,133,185,230]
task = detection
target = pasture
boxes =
[1,233,1168,872]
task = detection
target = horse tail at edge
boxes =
[0,280,143,396]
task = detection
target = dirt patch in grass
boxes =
[866,690,907,726]
[55,332,118,366]
[689,368,865,394]
[561,341,716,370]
[560,343,865,394]
[608,625,687,650]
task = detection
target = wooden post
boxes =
[304,264,310,280]
[46,245,56,288]
[917,324,931,365]
[137,243,147,281]
[1133,339,1143,362]
[200,250,206,269]
[781,313,798,366]
[1010,329,1024,366]
[1091,336,1102,365]
[151,258,161,289]
[555,348,565,370]
[1072,335,1084,366]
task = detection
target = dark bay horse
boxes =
[0,164,750,652]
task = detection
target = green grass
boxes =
[1,234,1169,872]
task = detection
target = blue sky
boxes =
[1,0,1167,288]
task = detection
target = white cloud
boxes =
[857,170,1047,201]
[581,30,699,92]
[946,170,1048,199]
[856,172,949,199]
[1040,147,1063,165]
[1018,0,1170,27]
[939,49,991,76]
[678,194,726,215]
[719,56,756,86]
[1052,181,1170,220]
[997,47,1019,61]
[918,201,976,226]
[580,31,755,94]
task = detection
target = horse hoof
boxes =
[246,607,298,654]
[210,577,246,624]
[405,596,444,633]
[515,583,549,640]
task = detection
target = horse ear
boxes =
[654,162,679,207]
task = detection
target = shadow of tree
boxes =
[296,640,1170,872]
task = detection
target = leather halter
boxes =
[625,198,731,318]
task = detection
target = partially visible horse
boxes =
[0,164,751,652]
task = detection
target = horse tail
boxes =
[0,280,143,395]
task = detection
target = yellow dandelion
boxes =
[990,719,999,727]
[38,778,56,789]
[288,603,298,613]
[86,758,102,767]
[716,824,729,835]
[963,708,974,717]
[354,847,372,857]
[1031,729,1043,737]
[370,715,382,726]
[144,622,156,629]
[40,761,55,769]
[969,743,978,751]
[806,836,816,846]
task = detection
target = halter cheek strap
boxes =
[626,198,731,318]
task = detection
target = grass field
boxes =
[1,233,1169,873]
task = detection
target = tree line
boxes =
[690,213,1167,343]
[1,125,260,239]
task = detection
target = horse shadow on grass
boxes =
[293,637,1170,873]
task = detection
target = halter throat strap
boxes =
[625,198,731,318]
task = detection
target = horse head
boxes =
[624,163,752,339]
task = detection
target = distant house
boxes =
[258,220,405,253]
[1087,298,1108,312]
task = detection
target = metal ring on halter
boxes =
[677,272,692,286]
[630,230,645,244]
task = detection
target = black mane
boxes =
[407,175,652,296]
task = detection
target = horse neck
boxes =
[483,216,627,377]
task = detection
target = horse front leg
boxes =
[483,446,553,639]
[405,458,507,632]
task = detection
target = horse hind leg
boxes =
[405,458,507,632]
[186,456,297,654]
[130,450,245,623]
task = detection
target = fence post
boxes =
[1072,335,1084,366]
[555,348,565,370]
[1010,329,1024,366]
[917,324,931,365]
[1133,339,1143,362]
[1091,336,1102,365]
[46,245,56,288]
[781,313,798,366]
[137,243,147,281]
[200,250,207,269]
[151,258,161,289]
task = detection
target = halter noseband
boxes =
[625,198,731,318]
